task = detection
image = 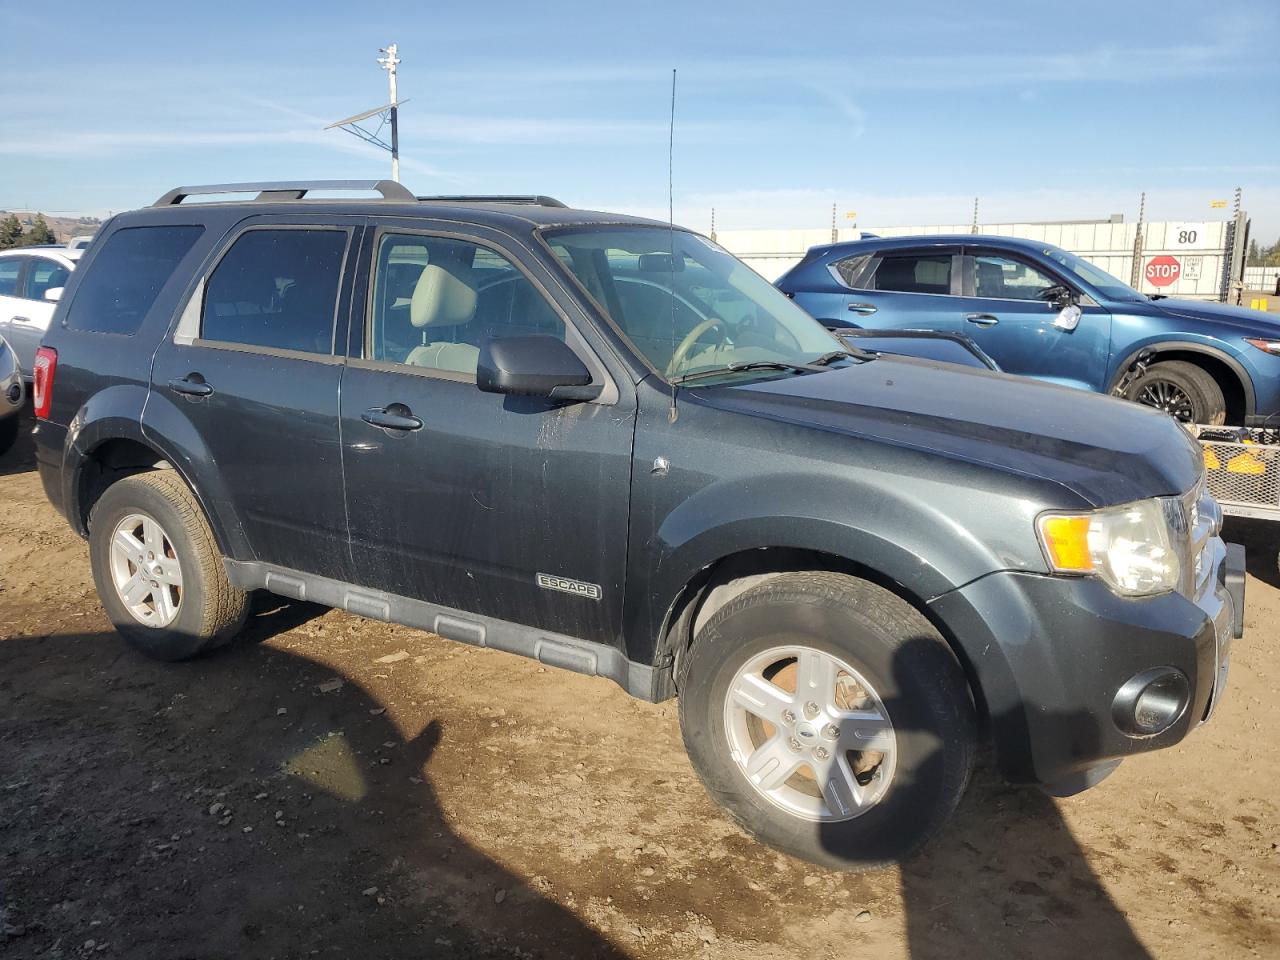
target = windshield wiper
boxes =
[1147,294,1169,301]
[810,348,876,365]
[671,359,820,385]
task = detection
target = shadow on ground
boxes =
[0,602,630,959]
[822,639,1155,959]
[0,406,36,479]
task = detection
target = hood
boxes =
[694,357,1204,507]
[1152,297,1280,335]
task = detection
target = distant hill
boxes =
[0,211,103,243]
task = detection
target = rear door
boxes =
[147,218,360,579]
[338,222,634,644]
[958,248,1112,391]
[0,255,31,374]
[837,247,968,332]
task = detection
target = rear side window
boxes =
[832,253,873,288]
[0,258,20,297]
[872,254,952,295]
[27,259,71,301]
[202,229,347,355]
[65,226,204,335]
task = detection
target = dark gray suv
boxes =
[33,181,1245,870]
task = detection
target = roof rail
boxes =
[152,179,416,206]
[417,194,568,208]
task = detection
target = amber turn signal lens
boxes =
[1037,515,1094,572]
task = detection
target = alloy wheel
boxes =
[108,513,184,627]
[723,645,896,822]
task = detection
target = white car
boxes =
[0,246,79,380]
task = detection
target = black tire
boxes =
[677,571,976,871]
[0,414,17,457]
[89,470,249,661]
[1126,360,1227,425]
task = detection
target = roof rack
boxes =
[417,194,568,208]
[152,180,416,206]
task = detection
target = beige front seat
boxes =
[404,263,480,374]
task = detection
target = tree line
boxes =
[1247,239,1280,267]
[0,213,55,249]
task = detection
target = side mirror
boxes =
[43,287,63,303]
[1053,304,1082,331]
[1036,284,1074,309]
[477,335,602,401]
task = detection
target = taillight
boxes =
[32,347,56,420]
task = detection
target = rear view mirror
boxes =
[477,336,602,401]
[638,253,684,273]
[43,287,63,303]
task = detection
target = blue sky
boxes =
[2,0,1278,240]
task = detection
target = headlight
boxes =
[1037,499,1180,597]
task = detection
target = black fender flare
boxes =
[1109,341,1255,418]
[64,386,250,559]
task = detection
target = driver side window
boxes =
[369,233,565,376]
[973,255,1058,301]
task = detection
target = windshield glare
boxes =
[1042,246,1146,302]
[544,227,841,381]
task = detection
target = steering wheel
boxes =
[666,317,728,378]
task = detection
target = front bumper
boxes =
[929,537,1242,791]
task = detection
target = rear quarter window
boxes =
[64,225,204,335]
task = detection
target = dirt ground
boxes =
[1,412,1278,960]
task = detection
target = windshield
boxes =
[1042,246,1146,302]
[543,226,842,382]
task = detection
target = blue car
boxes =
[776,235,1280,425]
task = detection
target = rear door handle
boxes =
[847,302,878,316]
[965,313,999,327]
[168,375,214,397]
[12,316,32,323]
[362,404,423,432]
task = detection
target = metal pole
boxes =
[1130,191,1146,289]
[379,44,401,183]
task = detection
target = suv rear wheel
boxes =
[89,471,249,660]
[1127,360,1227,424]
[677,571,975,870]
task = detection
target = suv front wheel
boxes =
[89,471,249,660]
[678,572,976,870]
[1126,360,1227,424]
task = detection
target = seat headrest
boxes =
[411,263,477,328]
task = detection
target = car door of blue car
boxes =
[833,246,969,334]
[956,248,1113,392]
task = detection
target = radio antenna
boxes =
[667,67,679,423]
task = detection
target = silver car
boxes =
[0,246,79,380]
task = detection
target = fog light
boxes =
[1112,668,1189,737]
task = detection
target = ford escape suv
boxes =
[34,181,1245,870]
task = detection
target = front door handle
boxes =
[12,315,32,323]
[362,404,423,432]
[168,375,214,397]
[847,302,878,316]
[965,313,999,327]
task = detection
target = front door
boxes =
[958,249,1112,392]
[147,220,359,578]
[339,225,633,644]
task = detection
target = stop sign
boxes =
[1145,255,1181,287]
